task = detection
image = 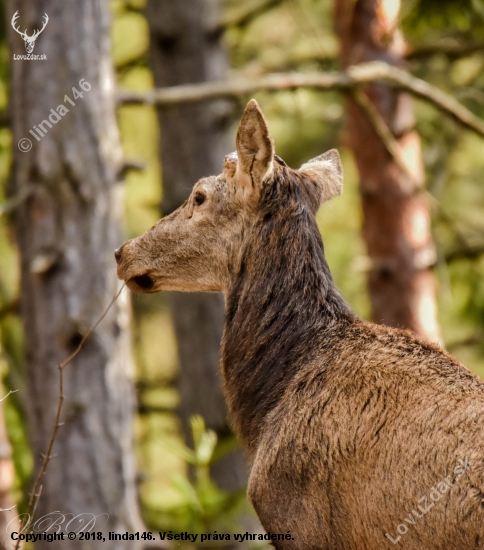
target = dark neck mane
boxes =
[221,166,356,452]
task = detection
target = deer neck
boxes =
[221,202,355,454]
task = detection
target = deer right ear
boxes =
[299,149,343,205]
[235,99,275,192]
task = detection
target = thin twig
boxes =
[117,61,484,139]
[122,160,146,172]
[29,485,43,531]
[0,389,18,402]
[351,87,424,188]
[14,284,126,550]
[119,159,147,180]
[0,505,16,512]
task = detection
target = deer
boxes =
[116,99,484,549]
[11,11,49,54]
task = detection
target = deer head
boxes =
[11,11,49,54]
[115,99,343,294]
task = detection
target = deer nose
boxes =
[114,245,124,265]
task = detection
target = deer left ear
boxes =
[236,99,274,192]
[299,149,343,204]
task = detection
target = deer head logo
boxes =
[11,11,49,54]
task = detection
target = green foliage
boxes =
[143,416,249,534]
[403,0,484,39]
[0,0,483,536]
[224,0,338,72]
[111,12,149,68]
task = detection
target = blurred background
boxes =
[0,0,484,548]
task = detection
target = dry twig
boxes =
[118,61,484,139]
[351,87,424,188]
[14,284,126,549]
[0,389,18,402]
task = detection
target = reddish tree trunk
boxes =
[335,0,440,342]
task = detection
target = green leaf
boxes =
[170,474,202,513]
[195,430,217,466]
[190,415,206,449]
[156,435,197,464]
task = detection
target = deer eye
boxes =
[194,192,205,206]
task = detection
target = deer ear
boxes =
[236,99,274,191]
[299,149,343,204]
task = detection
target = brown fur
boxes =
[116,99,484,549]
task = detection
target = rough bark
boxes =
[335,0,441,342]
[7,1,143,548]
[145,0,248,492]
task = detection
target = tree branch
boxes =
[119,159,146,180]
[351,87,424,188]
[0,389,18,403]
[117,61,484,139]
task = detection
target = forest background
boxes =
[0,0,484,548]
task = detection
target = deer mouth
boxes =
[128,273,155,292]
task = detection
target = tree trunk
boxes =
[145,0,248,492]
[7,1,143,547]
[335,0,441,342]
